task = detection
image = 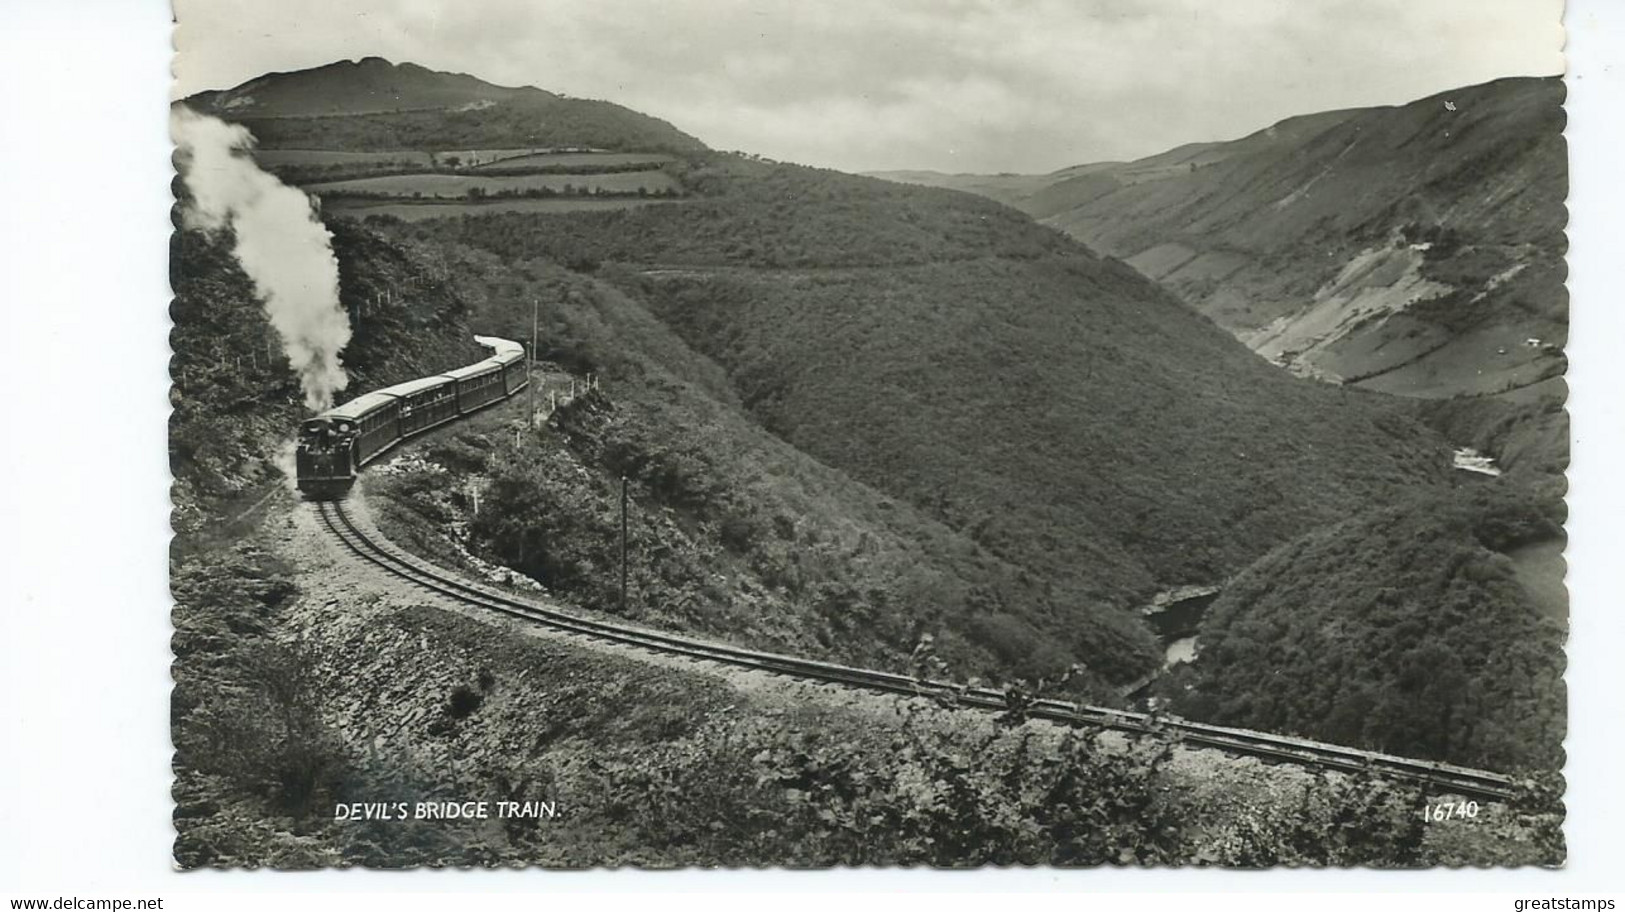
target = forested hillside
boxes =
[361,241,1159,688]
[1168,485,1565,771]
[407,158,1456,600]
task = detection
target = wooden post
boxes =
[620,475,629,614]
[528,298,538,430]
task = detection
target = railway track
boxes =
[316,498,1522,803]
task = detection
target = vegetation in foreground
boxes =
[172,534,1564,868]
[1166,483,1566,772]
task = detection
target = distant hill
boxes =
[183,57,708,155]
[872,77,1567,403]
[186,57,546,118]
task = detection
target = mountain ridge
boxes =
[870,75,1566,403]
[185,56,557,118]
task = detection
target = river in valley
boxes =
[1142,585,1222,668]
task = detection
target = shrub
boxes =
[448,683,485,719]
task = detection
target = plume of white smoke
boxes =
[172,106,351,412]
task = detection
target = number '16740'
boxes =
[1422,801,1480,822]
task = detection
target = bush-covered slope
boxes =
[1168,485,1565,771]
[362,244,1160,688]
[1417,394,1568,486]
[622,257,1454,593]
[401,158,1457,607]
[180,537,1564,867]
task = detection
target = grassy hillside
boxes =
[1166,484,1565,771]
[880,77,1566,402]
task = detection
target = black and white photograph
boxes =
[18,0,1625,898]
[157,0,1579,871]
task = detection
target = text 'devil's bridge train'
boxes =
[295,336,527,498]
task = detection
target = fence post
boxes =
[620,475,629,614]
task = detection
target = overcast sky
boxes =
[172,0,1563,174]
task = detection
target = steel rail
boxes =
[316,498,1521,802]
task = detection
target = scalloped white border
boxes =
[2,0,1620,896]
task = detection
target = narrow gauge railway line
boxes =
[316,498,1520,803]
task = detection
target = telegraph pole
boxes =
[620,475,629,614]
[528,298,538,429]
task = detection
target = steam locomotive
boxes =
[295,336,528,499]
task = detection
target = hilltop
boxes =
[186,57,547,118]
[873,77,1567,403]
[183,57,707,155]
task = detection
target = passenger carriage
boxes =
[444,360,507,413]
[295,337,529,499]
[496,349,528,395]
[391,376,460,437]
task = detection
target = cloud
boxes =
[173,0,1562,173]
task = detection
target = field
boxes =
[252,149,435,168]
[320,196,677,221]
[306,169,680,199]
[252,147,683,186]
[253,148,673,172]
[464,150,675,171]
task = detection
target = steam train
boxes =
[295,336,528,499]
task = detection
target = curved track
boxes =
[317,498,1521,802]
